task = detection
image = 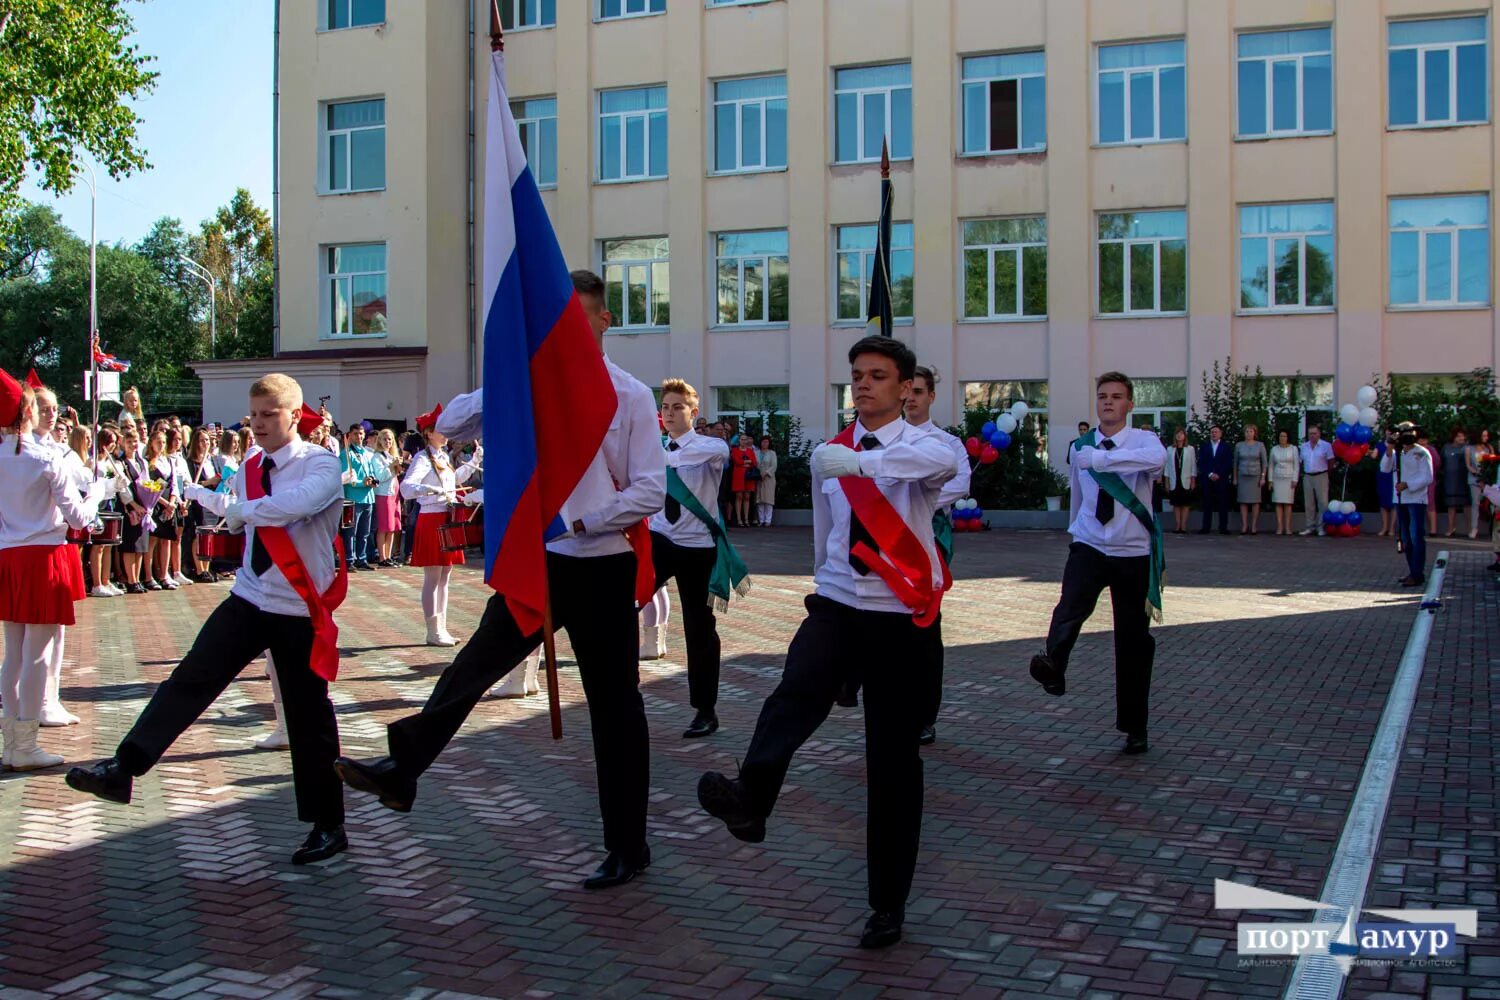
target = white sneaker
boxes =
[174,572,193,586]
[254,726,291,750]
[160,577,179,590]
[108,583,126,596]
[91,586,116,598]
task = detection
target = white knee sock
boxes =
[8,626,61,721]
[435,566,452,619]
[1,621,24,718]
[422,567,441,618]
[642,586,670,629]
[44,626,65,709]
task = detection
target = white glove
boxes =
[471,444,483,465]
[418,483,447,497]
[1073,447,1096,470]
[184,483,213,505]
[222,501,247,532]
[462,489,484,507]
[814,444,863,480]
[85,479,109,505]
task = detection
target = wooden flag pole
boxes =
[542,589,562,740]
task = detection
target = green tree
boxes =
[0,202,67,280]
[191,188,273,358]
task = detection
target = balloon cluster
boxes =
[965,402,1030,465]
[951,498,985,532]
[1322,499,1363,537]
[1332,385,1380,464]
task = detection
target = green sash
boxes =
[666,467,752,611]
[1074,430,1165,622]
[932,510,954,565]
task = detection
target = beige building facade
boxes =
[202,0,1500,464]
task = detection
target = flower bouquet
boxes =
[133,478,165,534]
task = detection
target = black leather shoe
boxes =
[859,908,904,949]
[918,725,936,746]
[65,758,133,804]
[683,711,719,739]
[1029,653,1065,696]
[583,845,651,890]
[334,756,415,813]
[697,771,765,843]
[292,824,348,865]
[1122,733,1149,755]
[834,680,860,708]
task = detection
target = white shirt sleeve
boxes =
[434,389,485,442]
[855,433,958,487]
[239,450,344,527]
[811,453,831,572]
[580,385,668,535]
[1091,432,1168,476]
[400,451,443,499]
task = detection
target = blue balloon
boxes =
[981,421,997,438]
[1351,423,1372,444]
[1325,510,1346,526]
[1335,422,1355,443]
[1346,510,1363,527]
[992,430,1012,450]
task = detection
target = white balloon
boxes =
[960,498,974,509]
[1340,404,1360,425]
[1358,407,1379,428]
[1010,401,1029,420]
[1356,385,1377,408]
[996,413,1018,434]
[1340,500,1356,514]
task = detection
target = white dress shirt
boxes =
[0,436,106,549]
[1068,426,1168,558]
[813,418,956,615]
[908,419,972,509]
[1300,438,1334,474]
[1379,445,1436,505]
[400,448,479,513]
[648,428,729,549]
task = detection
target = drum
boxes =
[341,500,355,529]
[198,524,245,561]
[90,512,125,546]
[439,503,483,552]
[65,524,90,544]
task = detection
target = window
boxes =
[1239,202,1334,311]
[325,0,383,30]
[600,0,663,18]
[1097,40,1186,144]
[326,243,387,338]
[599,86,667,182]
[834,64,913,163]
[715,231,789,325]
[1389,194,1490,306]
[963,380,1049,457]
[1241,375,1336,439]
[835,223,913,322]
[716,385,790,440]
[602,238,670,329]
[962,217,1047,319]
[962,52,1046,153]
[833,385,857,431]
[324,99,385,194]
[713,76,787,173]
[1126,378,1187,437]
[1098,211,1187,315]
[1389,17,1488,128]
[499,0,555,30]
[1237,28,1332,137]
[512,98,557,189]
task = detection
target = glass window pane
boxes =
[1239,27,1331,58]
[993,248,1018,315]
[1238,59,1266,135]
[1391,194,1489,228]
[862,92,886,159]
[329,99,384,129]
[1389,49,1419,125]
[627,265,648,325]
[1271,60,1298,130]
[1389,230,1420,304]
[769,257,789,322]
[541,0,555,26]
[892,248,913,318]
[1129,242,1156,310]
[715,104,737,170]
[1129,72,1155,139]
[766,100,787,167]
[330,243,385,273]
[717,230,787,256]
[891,88,912,158]
[603,0,620,17]
[1099,40,1184,70]
[1305,234,1334,306]
[1021,76,1046,149]
[963,52,1045,78]
[1022,245,1047,315]
[1159,66,1185,139]
[741,103,762,167]
[964,249,988,317]
[1099,242,1123,313]
[1160,240,1187,311]
[1458,227,1489,302]
[990,78,1019,150]
[349,128,385,190]
[604,264,624,319]
[350,274,386,334]
[963,82,987,152]
[647,112,666,175]
[625,115,644,176]
[650,261,670,325]
[837,225,875,251]
[743,259,764,321]
[1273,238,1301,306]
[1099,71,1124,143]
[836,64,911,90]
[1240,236,1268,308]
[717,76,786,102]
[716,260,738,323]
[1424,48,1451,122]
[835,92,859,162]
[329,0,349,30]
[1303,54,1332,131]
[601,116,621,179]
[1390,16,1487,46]
[329,132,347,190]
[332,277,350,333]
[538,118,557,186]
[837,252,862,319]
[350,0,384,28]
[1457,43,1487,122]
[1425,230,1453,301]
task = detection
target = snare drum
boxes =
[197,524,246,561]
[341,500,355,529]
[90,512,125,546]
[65,524,90,544]
[439,503,484,552]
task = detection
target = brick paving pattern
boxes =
[0,528,1495,998]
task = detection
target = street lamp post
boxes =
[178,255,217,357]
[78,163,98,460]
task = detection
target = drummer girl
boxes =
[400,405,480,647]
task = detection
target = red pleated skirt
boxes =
[409,510,465,567]
[0,544,86,625]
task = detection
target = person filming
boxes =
[1380,422,1434,587]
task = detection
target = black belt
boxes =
[1305,470,1327,476]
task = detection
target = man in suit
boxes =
[1198,425,1233,535]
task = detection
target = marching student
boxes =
[401,409,481,646]
[67,373,350,865]
[27,383,85,728]
[697,335,956,950]
[902,365,970,746]
[1029,372,1166,756]
[335,270,666,890]
[647,378,749,739]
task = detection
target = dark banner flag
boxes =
[866,139,895,336]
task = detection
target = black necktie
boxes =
[250,457,275,575]
[848,433,881,575]
[1095,439,1116,524]
[664,441,681,523]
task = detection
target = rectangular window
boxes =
[961,52,1046,153]
[1098,211,1187,315]
[713,76,787,173]
[324,99,385,194]
[499,0,555,30]
[1237,28,1333,137]
[716,385,791,440]
[1127,377,1188,437]
[1389,194,1490,306]
[599,86,668,181]
[715,230,789,325]
[1238,202,1335,310]
[1097,40,1186,144]
[962,217,1047,319]
[602,237,670,329]
[600,0,664,18]
[511,97,557,189]
[834,64,913,163]
[1388,17,1488,127]
[326,243,387,338]
[326,0,384,30]
[835,223,913,322]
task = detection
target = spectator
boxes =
[115,426,150,593]
[1161,428,1196,535]
[730,432,758,527]
[120,385,146,425]
[185,427,221,582]
[1467,428,1493,539]
[1383,423,1434,586]
[1234,424,1268,535]
[1440,429,1469,537]
[214,429,241,480]
[370,428,404,566]
[1198,424,1233,535]
[755,434,778,526]
[1374,431,1397,536]
[399,430,424,565]
[1298,424,1334,536]
[694,417,709,435]
[340,425,377,571]
[142,430,179,590]
[91,427,128,597]
[236,426,254,464]
[165,427,193,587]
[1269,429,1300,536]
[1419,429,1440,535]
[1066,420,1090,464]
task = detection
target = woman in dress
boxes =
[401,406,481,646]
[371,428,404,566]
[90,427,129,597]
[165,426,193,587]
[1466,428,1494,539]
[1268,429,1301,536]
[143,430,180,590]
[115,426,151,594]
[730,433,758,528]
[1232,424,1268,535]
[185,426,222,582]
[755,435,778,527]
[1440,429,1469,537]
[1420,430,1441,535]
[1161,428,1197,535]
[1374,432,1397,536]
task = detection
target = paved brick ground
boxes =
[0,528,1495,998]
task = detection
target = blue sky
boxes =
[18,0,274,246]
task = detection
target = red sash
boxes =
[830,424,951,628]
[625,520,655,609]
[243,451,349,682]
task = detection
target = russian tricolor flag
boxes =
[481,45,616,635]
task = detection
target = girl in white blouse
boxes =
[400,407,480,646]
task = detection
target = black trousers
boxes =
[920,614,943,729]
[649,531,720,711]
[1043,542,1155,737]
[116,593,344,827]
[387,551,648,855]
[740,594,927,911]
[1199,480,1231,531]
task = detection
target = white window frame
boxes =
[960,51,1047,154]
[714,230,789,327]
[1389,18,1489,129]
[712,75,788,175]
[833,64,913,164]
[1235,28,1334,138]
[1095,41,1186,145]
[323,242,388,341]
[321,98,386,195]
[715,386,791,439]
[961,218,1048,321]
[833,222,914,324]
[512,97,557,190]
[321,0,384,31]
[1097,212,1187,316]
[601,237,670,331]
[597,86,668,183]
[1389,196,1491,308]
[1238,203,1336,313]
[499,0,555,31]
[598,0,664,20]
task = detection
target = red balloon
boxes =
[965,436,981,457]
[1345,522,1361,537]
[979,446,999,465]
